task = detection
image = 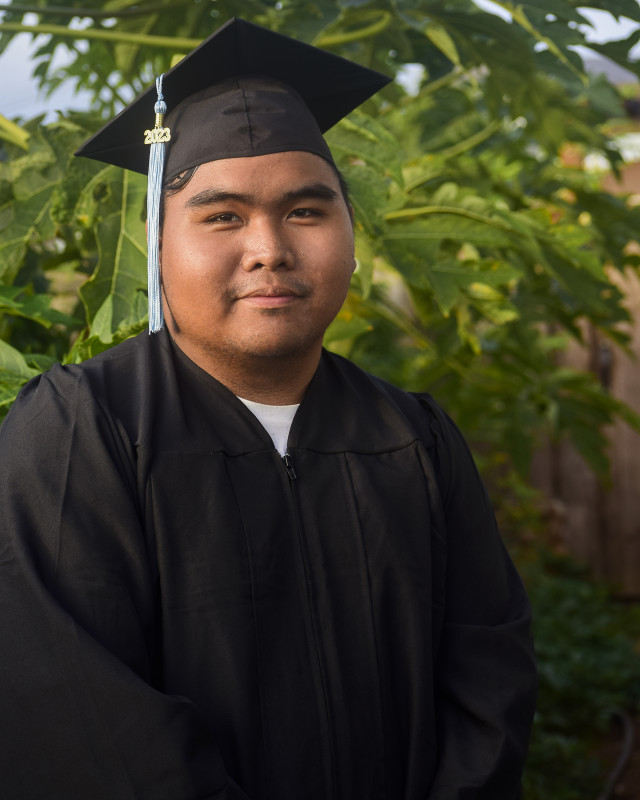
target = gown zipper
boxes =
[280,448,336,798]
[282,450,297,480]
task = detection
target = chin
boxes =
[219,332,322,362]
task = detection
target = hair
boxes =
[159,157,352,231]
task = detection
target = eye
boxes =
[212,212,239,222]
[288,207,322,220]
[204,212,241,225]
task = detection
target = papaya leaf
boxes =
[353,231,376,300]
[324,310,372,346]
[425,22,460,67]
[507,0,586,25]
[344,161,392,237]
[0,286,80,328]
[77,167,147,335]
[383,214,514,249]
[0,115,29,150]
[0,340,40,408]
[25,353,57,373]
[326,111,405,188]
[0,118,90,285]
[66,294,149,364]
[0,370,30,413]
[0,146,57,284]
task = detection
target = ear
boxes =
[349,206,356,273]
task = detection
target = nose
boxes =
[240,217,293,272]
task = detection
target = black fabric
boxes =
[74,18,390,175]
[162,77,335,180]
[0,331,537,799]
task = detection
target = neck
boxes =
[173,335,321,404]
[224,356,317,404]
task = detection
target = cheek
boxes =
[162,231,228,297]
[310,222,354,272]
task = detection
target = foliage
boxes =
[2,0,640,476]
[523,552,640,800]
[3,3,640,796]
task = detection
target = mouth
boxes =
[234,284,308,308]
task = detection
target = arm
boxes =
[421,397,537,799]
[0,368,250,800]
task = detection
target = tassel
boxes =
[145,75,171,333]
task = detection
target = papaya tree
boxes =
[4,3,640,798]
[2,0,640,480]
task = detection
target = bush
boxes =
[523,554,640,800]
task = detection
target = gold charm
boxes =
[144,127,171,145]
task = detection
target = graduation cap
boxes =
[75,17,391,332]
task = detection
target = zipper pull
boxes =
[282,451,297,480]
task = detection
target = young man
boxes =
[0,18,536,800]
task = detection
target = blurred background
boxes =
[2,1,640,796]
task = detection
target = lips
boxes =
[239,286,303,299]
[230,279,311,308]
[237,287,303,309]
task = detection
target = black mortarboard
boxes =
[75,17,390,175]
[75,17,391,331]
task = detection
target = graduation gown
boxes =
[0,330,536,799]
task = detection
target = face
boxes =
[160,151,355,371]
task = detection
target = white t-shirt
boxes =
[238,397,299,457]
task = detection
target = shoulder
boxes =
[1,332,157,452]
[319,350,479,502]
[319,350,447,440]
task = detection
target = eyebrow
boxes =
[185,182,340,209]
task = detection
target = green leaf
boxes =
[25,353,57,373]
[0,339,40,408]
[324,309,372,345]
[0,369,29,411]
[427,261,465,316]
[0,169,56,284]
[508,0,585,24]
[384,214,514,248]
[353,232,376,299]
[0,286,80,328]
[77,167,147,334]
[0,115,29,150]
[425,22,460,67]
[326,111,405,188]
[344,161,392,237]
[586,32,640,79]
[66,289,148,364]
[0,118,90,285]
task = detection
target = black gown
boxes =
[0,330,536,799]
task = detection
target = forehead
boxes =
[175,150,340,197]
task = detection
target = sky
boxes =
[1,4,640,122]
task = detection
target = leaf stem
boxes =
[406,120,502,192]
[315,11,393,47]
[438,118,502,160]
[384,204,513,233]
[0,21,199,50]
[421,66,463,96]
[0,3,183,18]
[357,293,436,354]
